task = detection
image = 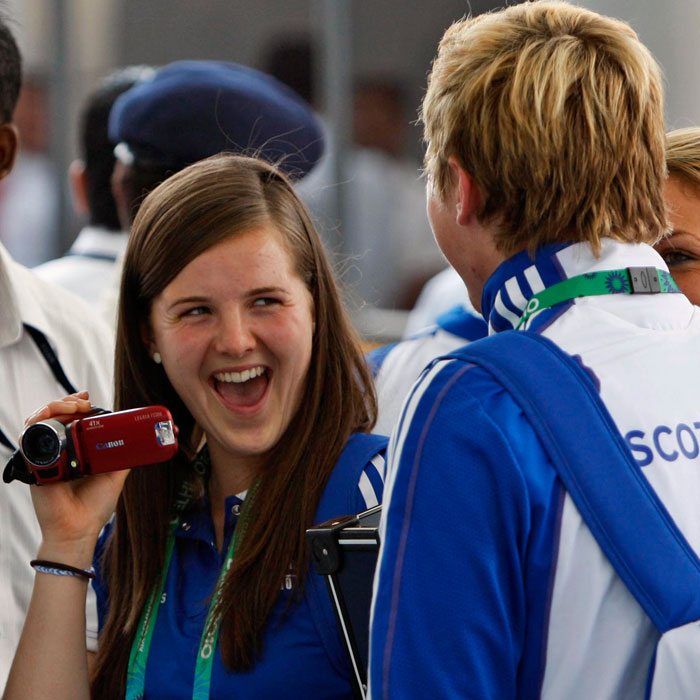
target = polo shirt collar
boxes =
[68,226,129,260]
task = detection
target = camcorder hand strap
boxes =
[2,452,36,485]
[1,425,36,484]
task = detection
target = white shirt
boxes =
[0,242,114,689]
[34,226,129,309]
[369,305,487,436]
[403,266,470,338]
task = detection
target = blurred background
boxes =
[3,0,700,329]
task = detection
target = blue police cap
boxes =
[108,60,324,178]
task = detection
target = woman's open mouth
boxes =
[212,366,269,409]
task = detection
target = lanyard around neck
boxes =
[515,266,680,330]
[126,482,258,700]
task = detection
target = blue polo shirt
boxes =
[92,433,387,699]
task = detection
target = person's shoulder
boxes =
[402,348,499,408]
[388,347,547,511]
[390,344,537,466]
[12,258,114,348]
[34,253,108,283]
[316,434,388,522]
[341,433,388,472]
[9,258,115,403]
[370,305,485,377]
[347,433,387,510]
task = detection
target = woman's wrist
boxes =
[36,537,98,571]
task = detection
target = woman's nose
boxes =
[215,310,256,357]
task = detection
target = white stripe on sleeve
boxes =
[370,453,386,481]
[359,471,380,509]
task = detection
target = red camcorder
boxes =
[3,406,178,486]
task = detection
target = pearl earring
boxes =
[152,352,162,364]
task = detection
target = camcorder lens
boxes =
[21,424,61,466]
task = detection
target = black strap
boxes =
[23,324,77,395]
[0,427,14,451]
[1,325,77,455]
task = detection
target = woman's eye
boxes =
[660,250,695,266]
[253,297,281,307]
[181,306,210,317]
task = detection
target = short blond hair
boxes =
[422,0,667,255]
[667,127,700,193]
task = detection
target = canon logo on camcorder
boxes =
[95,439,125,450]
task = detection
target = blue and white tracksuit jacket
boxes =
[370,239,700,699]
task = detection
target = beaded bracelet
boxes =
[30,559,96,581]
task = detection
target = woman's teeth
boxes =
[214,366,265,384]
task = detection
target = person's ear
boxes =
[69,159,90,217]
[447,156,482,227]
[0,123,19,181]
[140,321,159,361]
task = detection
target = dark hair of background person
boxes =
[263,35,315,106]
[353,76,408,159]
[80,68,149,231]
[0,14,21,123]
[91,154,378,695]
[116,160,175,227]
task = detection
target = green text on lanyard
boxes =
[126,480,258,700]
[515,266,680,330]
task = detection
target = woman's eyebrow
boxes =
[167,295,209,311]
[247,286,287,296]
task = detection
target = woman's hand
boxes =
[24,391,129,567]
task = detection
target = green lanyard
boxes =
[125,481,257,700]
[515,266,680,330]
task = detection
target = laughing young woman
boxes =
[5,155,386,699]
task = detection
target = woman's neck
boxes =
[206,439,264,551]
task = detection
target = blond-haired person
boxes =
[657,127,700,303]
[370,3,700,698]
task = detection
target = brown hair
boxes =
[91,154,377,695]
[421,0,668,256]
[667,127,700,194]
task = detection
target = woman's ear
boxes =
[69,159,89,217]
[0,123,19,181]
[140,321,158,359]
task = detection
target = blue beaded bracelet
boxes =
[30,559,96,580]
